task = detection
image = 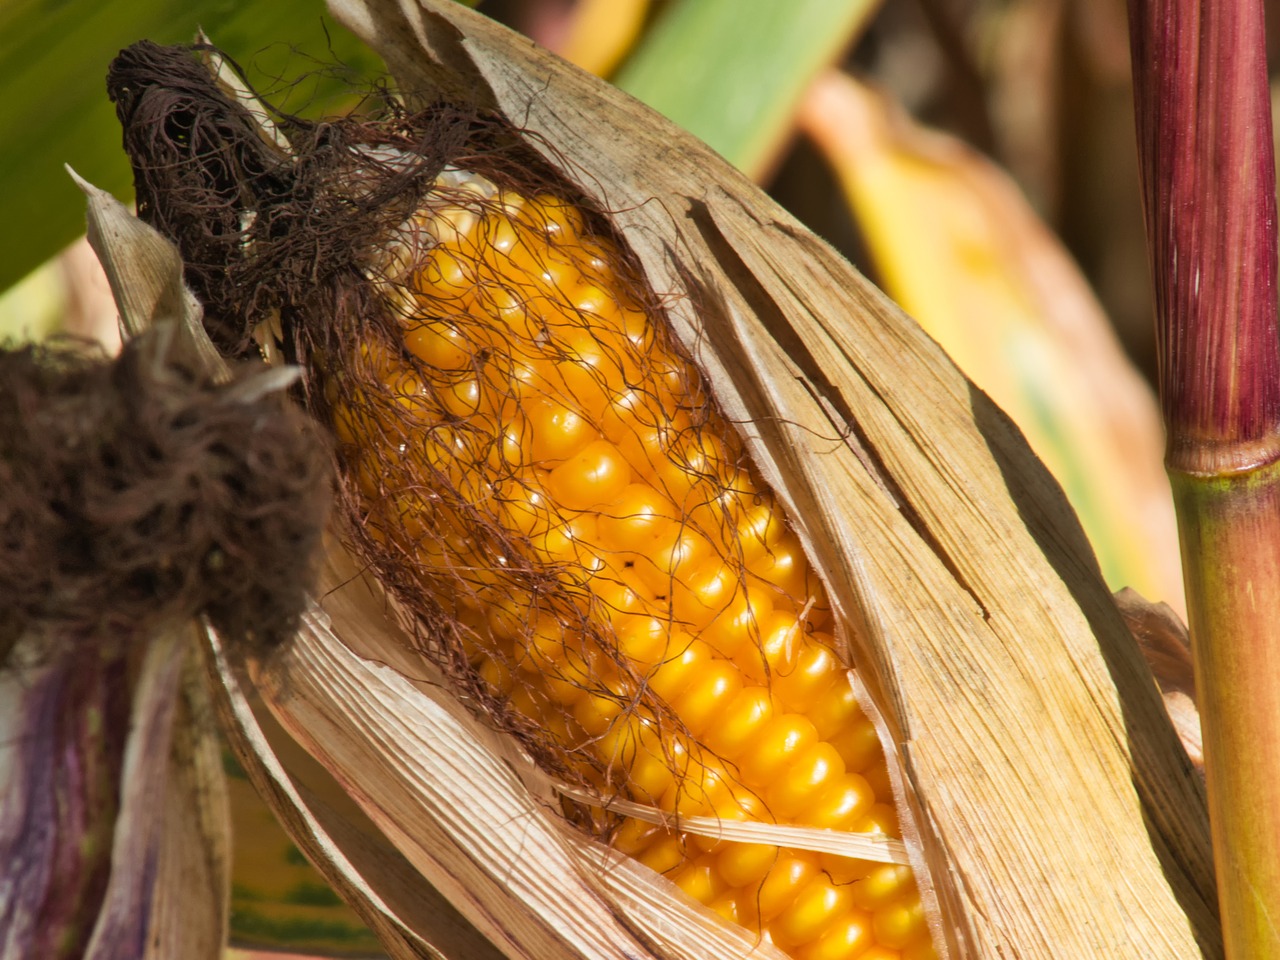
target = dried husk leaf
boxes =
[1114,588,1203,773]
[0,642,126,960]
[204,616,504,960]
[143,651,231,960]
[304,3,1219,958]
[83,625,190,960]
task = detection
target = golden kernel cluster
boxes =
[333,172,934,960]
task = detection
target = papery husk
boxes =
[294,2,1215,958]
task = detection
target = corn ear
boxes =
[316,2,1217,957]
[1,183,231,960]
[95,6,1219,959]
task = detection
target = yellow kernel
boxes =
[873,896,928,950]
[831,716,884,775]
[703,687,775,760]
[716,842,778,888]
[807,676,862,740]
[756,854,818,921]
[477,656,515,696]
[546,439,631,510]
[773,874,855,948]
[632,527,713,597]
[706,891,759,929]
[739,713,819,784]
[593,567,646,625]
[672,659,743,736]
[688,789,767,855]
[572,691,625,737]
[854,803,900,837]
[735,498,788,562]
[636,833,686,876]
[524,193,585,239]
[740,611,804,686]
[612,818,658,855]
[862,762,895,805]
[791,910,874,960]
[851,865,917,912]
[418,246,473,298]
[613,615,669,668]
[804,773,875,830]
[645,637,710,702]
[532,513,604,571]
[819,853,876,886]
[670,854,726,903]
[627,744,679,804]
[662,756,735,819]
[764,742,846,820]
[700,586,772,661]
[404,318,471,369]
[772,640,843,710]
[598,484,677,551]
[670,559,735,626]
[748,530,811,603]
[525,395,597,464]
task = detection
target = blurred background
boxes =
[2,0,1257,955]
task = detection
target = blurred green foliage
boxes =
[614,0,874,176]
[0,0,383,294]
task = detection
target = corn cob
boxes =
[332,169,935,960]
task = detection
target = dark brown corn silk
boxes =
[0,328,331,662]
[106,44,845,807]
[108,42,705,782]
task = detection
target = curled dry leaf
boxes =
[97,7,1218,960]
[1114,588,1203,773]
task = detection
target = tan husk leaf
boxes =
[1114,587,1203,773]
[142,646,232,960]
[308,2,1219,958]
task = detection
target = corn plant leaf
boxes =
[610,0,878,178]
[0,0,381,295]
[796,71,1184,617]
[316,2,1219,957]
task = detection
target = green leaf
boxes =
[0,0,382,295]
[612,0,878,177]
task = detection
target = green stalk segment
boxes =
[1172,460,1280,957]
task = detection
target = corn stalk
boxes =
[1129,0,1280,955]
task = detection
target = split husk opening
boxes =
[94,3,1220,958]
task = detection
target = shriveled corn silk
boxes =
[110,41,933,959]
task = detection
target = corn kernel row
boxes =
[333,172,935,960]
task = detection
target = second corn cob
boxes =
[330,169,935,960]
